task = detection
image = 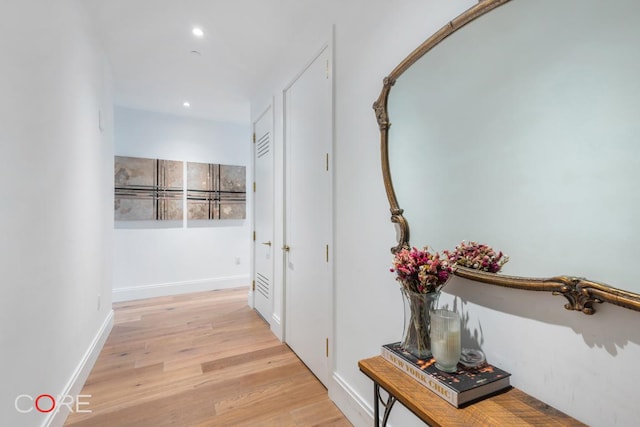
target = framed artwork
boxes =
[114,156,184,221]
[115,156,246,222]
[187,162,246,220]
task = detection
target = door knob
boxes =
[261,241,272,246]
[282,245,290,252]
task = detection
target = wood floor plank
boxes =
[65,287,351,427]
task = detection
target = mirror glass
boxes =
[388,0,640,292]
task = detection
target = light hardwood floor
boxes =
[65,287,351,427]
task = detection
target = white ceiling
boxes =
[82,0,338,124]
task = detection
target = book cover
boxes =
[381,342,511,407]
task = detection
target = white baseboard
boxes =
[270,313,283,341]
[112,275,250,302]
[331,371,422,427]
[247,289,255,308]
[44,310,114,427]
[246,290,282,341]
[330,372,373,427]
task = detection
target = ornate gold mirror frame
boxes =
[375,0,640,315]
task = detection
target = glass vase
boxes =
[401,288,440,359]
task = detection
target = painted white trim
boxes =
[282,43,330,92]
[44,310,114,427]
[247,289,255,308]
[270,313,283,341]
[330,372,374,427]
[327,22,337,393]
[112,275,250,302]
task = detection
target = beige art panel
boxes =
[219,164,246,220]
[220,164,246,193]
[187,162,246,220]
[187,162,218,220]
[114,156,184,221]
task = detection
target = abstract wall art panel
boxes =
[219,164,246,220]
[187,162,246,220]
[219,198,246,220]
[220,164,246,193]
[115,156,245,222]
[187,162,218,220]
[114,156,184,221]
[114,198,155,221]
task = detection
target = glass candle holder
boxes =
[430,309,462,373]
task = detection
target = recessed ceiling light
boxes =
[183,101,191,107]
[192,27,204,37]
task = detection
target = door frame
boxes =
[250,103,275,321]
[281,29,335,382]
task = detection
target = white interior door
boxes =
[253,108,274,322]
[284,46,332,386]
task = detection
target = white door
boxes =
[253,108,274,322]
[284,46,332,386]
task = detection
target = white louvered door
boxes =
[253,108,274,322]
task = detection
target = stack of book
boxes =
[381,342,511,407]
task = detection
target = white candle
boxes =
[432,330,461,367]
[430,309,461,372]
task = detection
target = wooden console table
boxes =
[359,356,586,427]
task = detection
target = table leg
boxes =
[374,382,396,427]
[374,383,380,427]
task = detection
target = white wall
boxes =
[0,1,114,426]
[251,1,640,426]
[112,107,251,301]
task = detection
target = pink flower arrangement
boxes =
[391,247,452,294]
[444,241,509,273]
